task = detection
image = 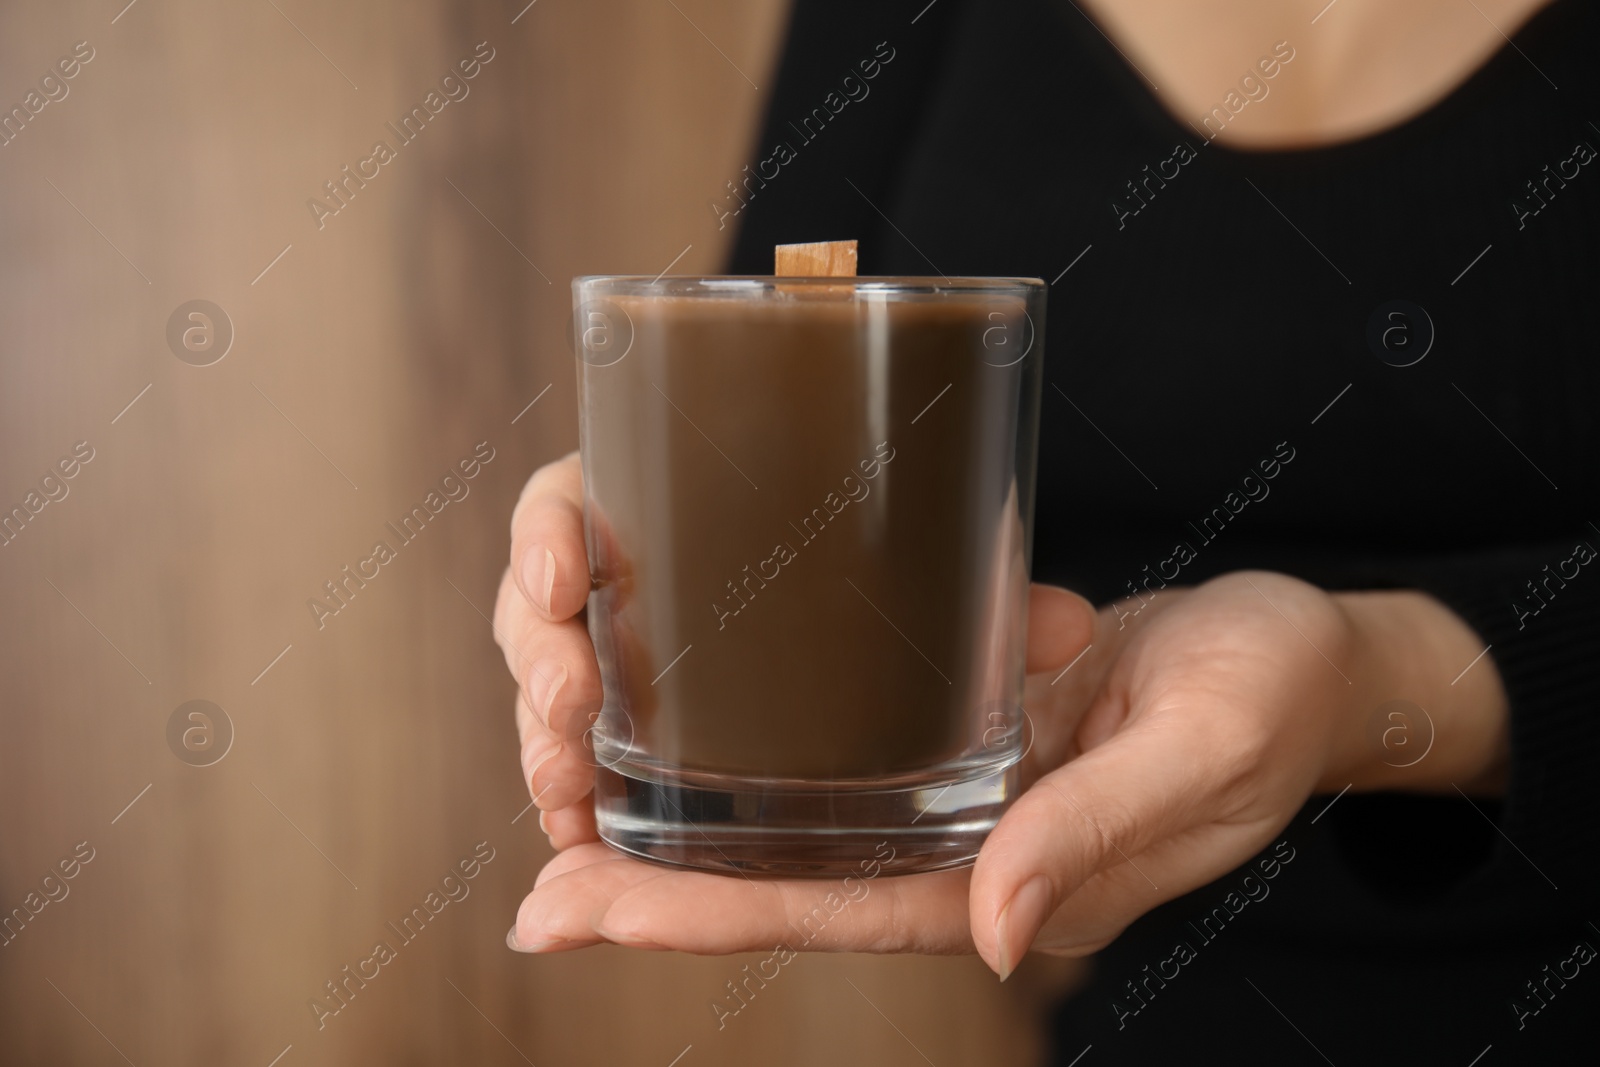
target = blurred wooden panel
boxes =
[0,1,1078,1064]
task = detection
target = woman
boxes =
[497,0,1598,1060]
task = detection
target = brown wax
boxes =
[580,291,1033,779]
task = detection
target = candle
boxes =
[575,269,1046,873]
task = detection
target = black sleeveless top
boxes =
[728,1,1600,1061]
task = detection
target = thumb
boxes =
[969,717,1206,978]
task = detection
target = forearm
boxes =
[1319,589,1510,796]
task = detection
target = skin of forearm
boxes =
[1323,590,1511,796]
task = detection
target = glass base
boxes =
[593,760,1020,877]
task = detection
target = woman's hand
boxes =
[966,572,1510,976]
[495,455,1509,974]
[493,451,1096,952]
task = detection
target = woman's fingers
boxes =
[537,796,599,852]
[517,698,594,811]
[1024,817,1283,956]
[512,612,604,747]
[533,838,608,889]
[510,845,974,955]
[968,711,1219,979]
[512,683,538,746]
[494,563,600,718]
[1024,583,1096,674]
[497,453,609,815]
[1017,594,1141,779]
[508,452,589,621]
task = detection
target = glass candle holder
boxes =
[572,275,1046,876]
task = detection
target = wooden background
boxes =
[0,1,1079,1063]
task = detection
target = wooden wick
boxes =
[774,240,858,277]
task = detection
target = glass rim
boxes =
[574,275,1045,297]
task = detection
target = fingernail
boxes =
[525,743,562,800]
[526,660,567,728]
[538,810,549,834]
[507,926,569,953]
[995,875,1054,982]
[522,545,556,614]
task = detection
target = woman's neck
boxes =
[1074,0,1556,149]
